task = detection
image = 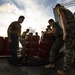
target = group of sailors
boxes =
[7,3,75,75]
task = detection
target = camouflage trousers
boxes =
[64,23,75,69]
[64,37,75,69]
[49,36,64,64]
[49,23,75,70]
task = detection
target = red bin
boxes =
[0,37,4,56]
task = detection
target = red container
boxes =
[0,37,4,56]
[37,33,56,59]
[37,42,50,59]
[4,37,10,55]
[37,48,50,59]
[26,48,38,56]
[25,35,39,56]
[39,42,50,51]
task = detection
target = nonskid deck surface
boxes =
[0,57,75,75]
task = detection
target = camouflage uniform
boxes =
[49,22,64,64]
[64,23,75,69]
[49,36,64,64]
[58,7,75,70]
